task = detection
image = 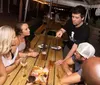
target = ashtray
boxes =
[38,44,48,49]
[51,46,62,50]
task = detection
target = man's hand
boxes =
[56,30,63,38]
[56,28,66,38]
[55,59,64,65]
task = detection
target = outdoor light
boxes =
[33,0,48,4]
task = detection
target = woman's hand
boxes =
[28,48,34,52]
[14,59,20,67]
[28,51,39,58]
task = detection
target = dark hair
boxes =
[14,22,25,36]
[15,23,30,51]
[71,5,86,18]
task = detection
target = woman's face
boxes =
[21,23,30,37]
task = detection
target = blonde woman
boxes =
[15,23,39,58]
[2,36,20,74]
[0,25,19,85]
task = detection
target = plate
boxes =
[27,66,49,84]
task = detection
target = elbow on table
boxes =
[0,72,7,85]
[3,72,7,80]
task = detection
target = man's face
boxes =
[72,13,84,26]
[74,51,86,62]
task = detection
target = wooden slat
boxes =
[46,40,56,85]
[34,35,46,67]
[35,35,51,67]
[55,38,64,85]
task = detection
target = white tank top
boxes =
[2,47,19,67]
[18,42,26,52]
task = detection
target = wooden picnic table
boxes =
[3,34,64,85]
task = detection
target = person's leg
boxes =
[60,72,81,85]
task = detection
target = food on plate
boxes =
[29,66,49,84]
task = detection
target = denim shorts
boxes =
[72,56,82,76]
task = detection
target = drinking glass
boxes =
[41,51,47,60]
[20,57,27,77]
[49,56,55,68]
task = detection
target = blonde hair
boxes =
[0,25,15,55]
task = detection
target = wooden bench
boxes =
[34,24,46,35]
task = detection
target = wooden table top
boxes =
[3,34,64,85]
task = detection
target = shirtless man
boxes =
[82,57,100,85]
